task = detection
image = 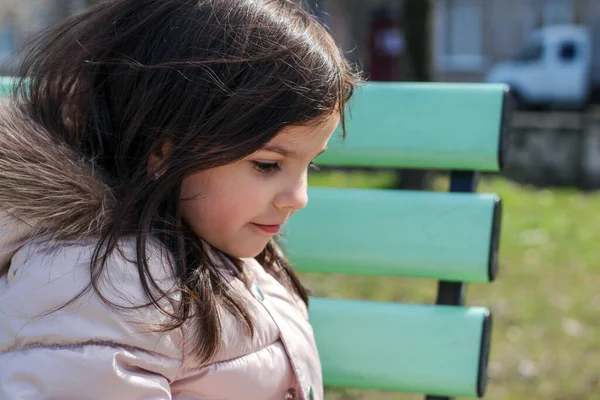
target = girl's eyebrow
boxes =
[261,144,327,158]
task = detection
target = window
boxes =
[435,0,484,72]
[543,0,573,25]
[0,27,15,55]
[0,24,17,71]
[513,39,544,63]
[559,41,577,62]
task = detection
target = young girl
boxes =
[0,0,359,398]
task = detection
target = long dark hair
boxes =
[14,0,359,361]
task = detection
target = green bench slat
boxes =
[282,188,501,282]
[0,77,17,98]
[316,82,508,171]
[310,297,491,397]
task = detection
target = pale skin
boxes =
[148,113,340,258]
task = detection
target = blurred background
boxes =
[3,1,600,399]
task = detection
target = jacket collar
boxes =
[0,103,115,271]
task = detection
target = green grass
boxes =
[304,170,600,400]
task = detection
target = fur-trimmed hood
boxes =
[0,102,116,272]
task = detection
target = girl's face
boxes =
[180,113,340,258]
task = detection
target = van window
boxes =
[559,41,577,62]
[514,39,544,63]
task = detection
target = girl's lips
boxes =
[251,223,281,234]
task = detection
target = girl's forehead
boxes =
[277,113,340,140]
[265,114,340,154]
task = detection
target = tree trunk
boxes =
[395,0,432,190]
[403,0,431,82]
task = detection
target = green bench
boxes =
[282,82,510,399]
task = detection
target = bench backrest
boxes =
[281,82,509,398]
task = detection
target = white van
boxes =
[485,25,599,109]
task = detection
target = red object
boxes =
[368,8,405,81]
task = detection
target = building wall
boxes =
[320,0,600,83]
[0,0,86,74]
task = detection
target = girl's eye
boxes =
[253,161,281,174]
[252,161,319,174]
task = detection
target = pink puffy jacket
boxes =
[0,105,323,400]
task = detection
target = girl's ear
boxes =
[147,140,173,178]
